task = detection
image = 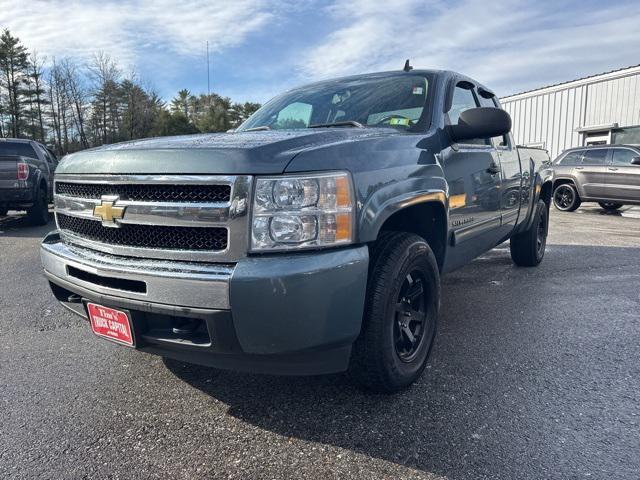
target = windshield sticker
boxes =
[412,87,424,95]
[390,118,411,126]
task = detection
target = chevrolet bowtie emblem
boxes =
[93,195,126,227]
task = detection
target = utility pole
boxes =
[206,41,211,101]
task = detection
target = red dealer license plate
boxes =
[87,303,134,347]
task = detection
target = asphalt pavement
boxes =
[1,204,639,479]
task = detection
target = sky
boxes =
[2,0,640,104]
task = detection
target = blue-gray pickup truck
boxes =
[41,68,552,392]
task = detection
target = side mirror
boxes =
[631,156,640,165]
[448,107,512,143]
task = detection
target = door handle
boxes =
[608,167,619,171]
[575,166,584,170]
[487,162,500,175]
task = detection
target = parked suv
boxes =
[552,144,640,212]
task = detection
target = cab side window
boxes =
[611,148,637,165]
[448,84,484,145]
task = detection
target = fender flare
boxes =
[521,169,553,232]
[31,169,47,198]
[358,176,448,243]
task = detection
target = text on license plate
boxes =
[87,303,134,346]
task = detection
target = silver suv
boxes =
[552,145,640,211]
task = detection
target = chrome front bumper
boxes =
[40,230,370,375]
[41,231,233,310]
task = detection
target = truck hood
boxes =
[56,129,398,175]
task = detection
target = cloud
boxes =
[2,0,640,101]
[300,0,640,96]
[0,0,274,65]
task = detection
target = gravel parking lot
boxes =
[1,205,639,480]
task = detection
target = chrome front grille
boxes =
[54,174,252,262]
[55,182,231,203]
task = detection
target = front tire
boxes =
[350,232,440,393]
[553,183,581,211]
[27,187,49,226]
[510,200,549,267]
[598,202,623,211]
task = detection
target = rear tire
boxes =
[598,202,623,211]
[27,187,49,226]
[510,200,549,267]
[553,183,581,211]
[350,232,440,393]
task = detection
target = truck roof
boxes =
[277,68,498,101]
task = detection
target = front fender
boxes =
[358,175,448,243]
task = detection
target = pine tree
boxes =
[0,29,30,138]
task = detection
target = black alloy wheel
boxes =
[553,184,580,212]
[598,202,623,211]
[394,271,431,362]
[536,208,548,259]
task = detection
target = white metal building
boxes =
[500,65,640,160]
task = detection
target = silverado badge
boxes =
[93,196,126,227]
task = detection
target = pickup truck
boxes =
[41,69,552,392]
[0,138,57,224]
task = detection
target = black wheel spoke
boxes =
[401,325,416,344]
[395,302,408,314]
[405,280,423,303]
[408,308,425,324]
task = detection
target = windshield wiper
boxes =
[243,126,271,132]
[308,121,365,129]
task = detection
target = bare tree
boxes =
[88,52,121,145]
[60,59,89,148]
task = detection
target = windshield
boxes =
[238,73,431,132]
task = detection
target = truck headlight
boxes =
[251,172,355,251]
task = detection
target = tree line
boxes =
[0,29,261,155]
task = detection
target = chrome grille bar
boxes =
[54,196,231,226]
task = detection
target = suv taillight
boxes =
[17,163,28,180]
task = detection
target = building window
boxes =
[584,131,609,146]
[612,126,640,144]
